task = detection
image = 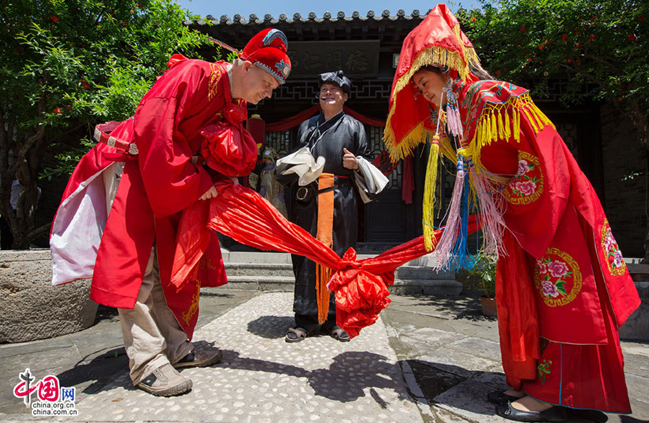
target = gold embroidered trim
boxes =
[208,63,222,101]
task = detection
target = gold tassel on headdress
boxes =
[422,90,446,252]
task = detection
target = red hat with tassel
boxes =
[240,28,292,85]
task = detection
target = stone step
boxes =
[221,250,376,264]
[221,275,463,296]
[388,279,463,296]
[219,249,463,296]
[395,265,455,280]
[224,262,294,277]
[405,255,447,267]
[221,275,295,291]
[221,250,292,264]
[356,242,401,254]
[222,259,454,281]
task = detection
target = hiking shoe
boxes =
[137,363,192,397]
[174,345,223,369]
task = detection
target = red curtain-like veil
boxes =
[172,181,478,338]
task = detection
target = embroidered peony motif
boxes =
[512,180,537,196]
[534,248,582,307]
[547,260,569,278]
[505,151,544,205]
[600,219,627,276]
[541,280,559,298]
[517,160,531,176]
[537,261,548,275]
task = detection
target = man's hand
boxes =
[342,148,359,170]
[199,186,218,201]
[228,176,240,185]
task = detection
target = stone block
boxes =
[224,262,294,277]
[224,251,292,264]
[217,280,260,291]
[419,347,499,379]
[0,250,98,343]
[628,263,649,281]
[619,282,649,342]
[445,337,502,362]
[389,279,463,296]
[259,281,294,292]
[432,379,512,423]
[222,275,295,292]
[395,266,455,280]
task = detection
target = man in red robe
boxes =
[50,28,291,396]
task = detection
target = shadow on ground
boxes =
[197,291,238,298]
[246,315,295,339]
[56,347,128,395]
[394,292,498,322]
[218,349,411,405]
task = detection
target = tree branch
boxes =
[628,100,649,148]
[0,108,14,183]
[0,105,6,154]
[582,54,623,75]
[13,126,45,173]
[12,80,46,174]
[47,122,86,143]
[26,222,52,240]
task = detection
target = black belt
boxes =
[319,176,352,194]
[296,176,352,201]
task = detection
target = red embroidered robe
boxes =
[460,80,640,412]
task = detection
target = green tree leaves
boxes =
[458,0,648,146]
[0,0,218,247]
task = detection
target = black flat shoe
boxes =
[496,401,568,422]
[566,409,608,423]
[487,390,524,404]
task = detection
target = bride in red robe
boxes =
[384,4,640,422]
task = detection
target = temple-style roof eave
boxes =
[195,9,428,27]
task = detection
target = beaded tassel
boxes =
[431,159,466,271]
[443,78,464,139]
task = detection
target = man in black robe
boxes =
[282,70,371,343]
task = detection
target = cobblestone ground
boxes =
[2,291,647,423]
[7,293,422,423]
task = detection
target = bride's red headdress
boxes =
[383,4,482,161]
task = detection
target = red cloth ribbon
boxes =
[200,103,258,177]
[172,181,479,338]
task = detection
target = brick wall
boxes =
[600,103,647,258]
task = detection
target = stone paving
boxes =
[1,293,421,423]
[1,290,648,423]
[381,294,649,423]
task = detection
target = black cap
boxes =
[318,70,351,94]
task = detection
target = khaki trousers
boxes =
[118,247,193,385]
